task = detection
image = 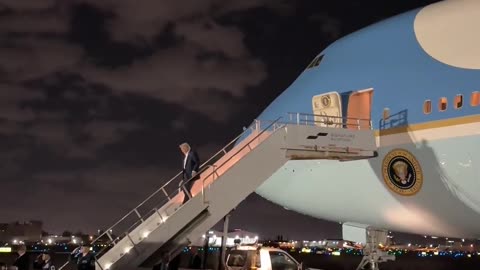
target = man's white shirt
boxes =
[183,151,189,169]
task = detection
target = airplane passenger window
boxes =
[454,94,463,109]
[438,97,447,112]
[471,91,480,107]
[423,100,432,114]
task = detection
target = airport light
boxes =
[48,239,52,244]
[12,240,18,244]
[0,247,12,253]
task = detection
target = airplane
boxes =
[82,1,480,270]
[251,0,480,264]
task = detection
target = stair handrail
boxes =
[197,116,284,186]
[89,119,271,246]
[90,117,284,267]
[57,116,276,270]
[287,112,372,129]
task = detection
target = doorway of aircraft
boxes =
[347,88,373,129]
[311,88,373,129]
[312,91,343,127]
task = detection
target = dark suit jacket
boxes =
[183,150,200,180]
[13,254,29,270]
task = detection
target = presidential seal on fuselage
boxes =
[382,149,423,196]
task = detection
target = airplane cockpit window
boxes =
[423,100,432,114]
[471,91,479,107]
[306,54,324,69]
[439,97,447,112]
[454,94,463,109]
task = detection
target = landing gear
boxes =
[356,228,395,270]
[342,223,395,270]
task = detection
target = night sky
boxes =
[1,0,441,240]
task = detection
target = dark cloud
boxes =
[0,0,57,12]
[0,38,84,82]
[71,0,293,44]
[0,0,280,233]
[308,13,342,39]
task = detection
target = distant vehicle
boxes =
[226,245,323,270]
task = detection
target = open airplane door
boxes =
[311,91,343,127]
[346,88,373,130]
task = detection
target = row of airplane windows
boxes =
[422,91,480,114]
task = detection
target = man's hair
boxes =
[179,142,191,151]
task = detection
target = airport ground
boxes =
[1,250,480,270]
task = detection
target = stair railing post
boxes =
[134,208,144,222]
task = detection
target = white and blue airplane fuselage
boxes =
[253,0,480,239]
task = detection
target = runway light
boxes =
[13,240,18,244]
[48,239,52,244]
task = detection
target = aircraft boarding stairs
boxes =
[82,113,377,270]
